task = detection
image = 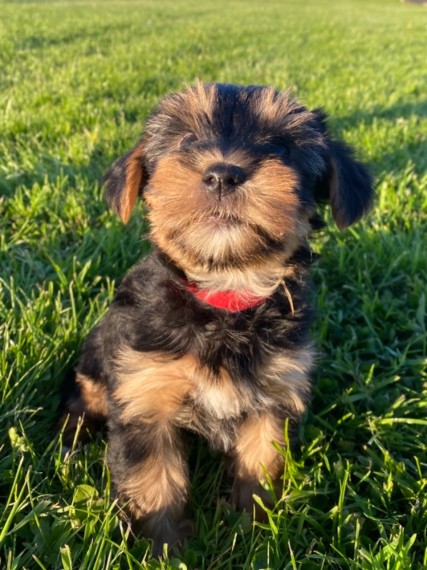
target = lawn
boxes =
[1,0,426,568]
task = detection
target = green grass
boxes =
[1,0,427,567]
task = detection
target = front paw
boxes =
[118,501,193,557]
[231,477,279,522]
[143,511,194,557]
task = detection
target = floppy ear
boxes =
[313,111,373,230]
[103,143,147,223]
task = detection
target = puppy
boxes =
[60,81,373,553]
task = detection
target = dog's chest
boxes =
[114,346,267,424]
[188,364,261,420]
[113,341,312,451]
[178,362,268,451]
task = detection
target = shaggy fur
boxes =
[59,82,373,554]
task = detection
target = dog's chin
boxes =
[172,226,284,273]
[183,224,253,266]
[149,208,300,273]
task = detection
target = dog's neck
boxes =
[185,282,268,312]
[184,263,290,297]
[183,244,311,295]
[156,245,313,309]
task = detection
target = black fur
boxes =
[105,84,373,225]
[59,82,374,553]
[312,109,373,228]
[76,245,313,399]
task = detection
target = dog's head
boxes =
[104,82,373,283]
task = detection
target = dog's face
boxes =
[104,82,372,279]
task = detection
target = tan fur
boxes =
[248,87,316,132]
[185,255,291,297]
[249,86,287,123]
[122,432,189,515]
[244,159,307,242]
[113,348,252,426]
[262,348,314,413]
[145,150,254,213]
[147,153,312,279]
[161,81,217,134]
[233,413,285,481]
[145,156,207,267]
[113,350,196,424]
[75,373,109,417]
[119,145,144,223]
[193,366,246,420]
[113,345,311,459]
[145,155,209,212]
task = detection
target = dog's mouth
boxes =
[203,211,243,227]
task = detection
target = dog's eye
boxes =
[275,145,290,157]
[269,143,290,161]
[179,133,199,148]
[263,139,290,160]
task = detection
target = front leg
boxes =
[230,347,313,516]
[230,411,287,518]
[108,420,190,555]
[108,347,198,553]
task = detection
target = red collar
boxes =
[186,282,267,312]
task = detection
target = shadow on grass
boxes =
[334,99,427,174]
[0,147,107,197]
[341,99,427,125]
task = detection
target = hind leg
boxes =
[59,370,109,446]
[58,325,109,446]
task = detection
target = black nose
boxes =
[202,163,245,196]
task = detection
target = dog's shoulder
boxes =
[111,249,177,305]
